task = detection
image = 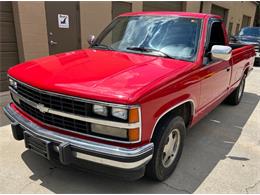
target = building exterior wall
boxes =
[186,1,201,12]
[80,1,112,49]
[200,1,257,35]
[5,1,259,65]
[132,1,143,12]
[80,1,143,49]
[12,1,49,62]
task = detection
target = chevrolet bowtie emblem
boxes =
[36,104,49,113]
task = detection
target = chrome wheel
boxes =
[162,129,181,168]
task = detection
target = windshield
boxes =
[93,16,202,61]
[239,27,260,37]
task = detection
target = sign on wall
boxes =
[58,14,69,28]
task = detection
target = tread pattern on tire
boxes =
[145,116,186,181]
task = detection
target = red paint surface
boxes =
[8,12,256,148]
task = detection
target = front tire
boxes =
[145,116,186,181]
[226,75,246,105]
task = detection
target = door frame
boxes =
[198,18,232,110]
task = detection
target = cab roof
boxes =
[120,11,221,19]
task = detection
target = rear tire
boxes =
[145,116,186,181]
[226,75,246,105]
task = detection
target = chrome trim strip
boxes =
[8,75,138,109]
[3,104,153,168]
[74,152,152,169]
[10,88,140,129]
[150,99,196,140]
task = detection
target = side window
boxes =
[207,21,225,53]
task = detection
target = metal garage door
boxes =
[211,4,228,25]
[143,1,184,11]
[241,15,251,28]
[0,2,19,92]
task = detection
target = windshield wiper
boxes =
[91,43,114,50]
[126,47,175,59]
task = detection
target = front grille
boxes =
[15,82,127,123]
[10,80,131,142]
[20,100,90,134]
[16,82,91,117]
[255,45,259,52]
[13,82,94,135]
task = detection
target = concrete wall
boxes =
[132,1,143,12]
[12,1,49,62]
[12,1,145,57]
[186,1,201,12]
[201,1,257,35]
[80,1,112,49]
[11,1,257,61]
[80,1,143,49]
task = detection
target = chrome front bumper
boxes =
[3,103,153,170]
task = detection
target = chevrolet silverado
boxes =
[3,12,256,181]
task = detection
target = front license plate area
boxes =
[24,131,52,160]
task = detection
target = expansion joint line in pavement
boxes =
[162,182,191,194]
[245,179,260,193]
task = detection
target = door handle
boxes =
[226,68,230,72]
[50,40,58,45]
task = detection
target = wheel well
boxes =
[244,67,249,77]
[151,101,193,140]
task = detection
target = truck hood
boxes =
[8,49,194,104]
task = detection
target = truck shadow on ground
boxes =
[21,92,260,193]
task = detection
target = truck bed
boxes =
[229,43,248,50]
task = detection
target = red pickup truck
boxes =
[4,12,255,181]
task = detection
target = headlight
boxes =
[91,105,140,142]
[9,78,17,89]
[93,104,108,116]
[112,108,128,120]
[9,78,14,86]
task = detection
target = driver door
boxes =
[199,19,232,109]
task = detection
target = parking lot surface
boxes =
[0,67,260,193]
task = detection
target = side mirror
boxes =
[88,35,95,46]
[211,45,232,61]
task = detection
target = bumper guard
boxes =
[3,103,154,170]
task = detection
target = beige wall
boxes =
[200,1,256,35]
[12,1,145,56]
[79,1,256,47]
[12,1,49,62]
[80,1,112,49]
[11,1,257,61]
[132,1,143,12]
[186,1,201,12]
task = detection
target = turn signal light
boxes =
[128,128,139,142]
[129,108,139,123]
